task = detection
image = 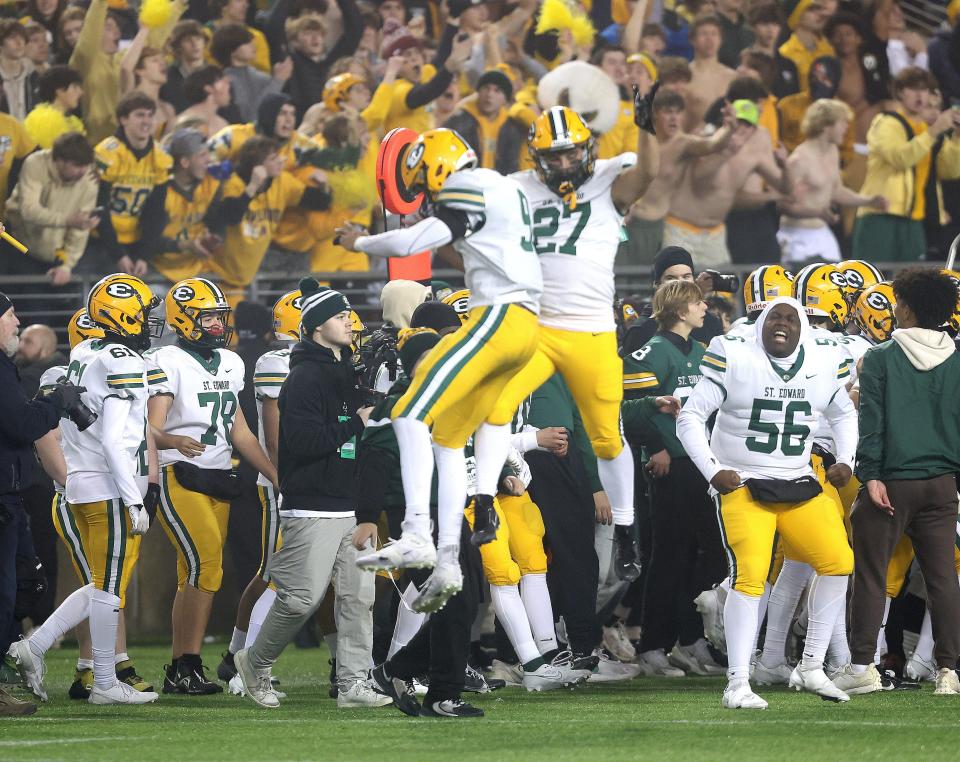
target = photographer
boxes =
[0,292,83,716]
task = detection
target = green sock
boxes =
[522,657,545,673]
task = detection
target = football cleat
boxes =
[934,667,960,695]
[0,685,37,716]
[412,561,463,614]
[602,622,637,663]
[548,650,590,686]
[337,679,393,708]
[487,659,524,687]
[233,649,279,709]
[905,653,937,682]
[570,651,600,676]
[464,664,503,693]
[522,663,567,692]
[636,648,685,677]
[694,587,727,653]
[469,494,500,547]
[420,698,484,718]
[116,661,153,692]
[613,524,641,582]
[6,640,46,701]
[588,649,640,683]
[668,643,725,676]
[722,679,768,710]
[831,663,882,695]
[752,658,794,686]
[69,668,93,699]
[355,533,437,571]
[174,658,223,695]
[369,664,420,716]
[789,663,849,702]
[162,663,179,694]
[216,651,237,682]
[88,680,158,705]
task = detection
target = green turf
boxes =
[2,644,957,761]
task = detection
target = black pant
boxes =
[0,496,32,655]
[20,480,57,621]
[640,457,726,652]
[526,446,600,655]
[625,454,651,627]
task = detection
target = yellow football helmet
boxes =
[400,129,478,199]
[793,263,849,328]
[66,308,105,349]
[743,265,794,315]
[323,73,364,112]
[441,289,470,323]
[837,260,884,302]
[941,269,960,334]
[273,289,302,341]
[350,309,366,350]
[165,278,233,347]
[528,106,596,196]
[853,281,896,344]
[86,274,162,350]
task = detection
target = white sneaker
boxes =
[905,653,937,682]
[934,667,960,695]
[694,587,727,654]
[338,680,393,708]
[668,643,724,676]
[522,663,568,692]
[6,639,46,701]
[752,658,793,686]
[488,659,524,687]
[788,663,849,702]
[602,622,637,663]
[636,648,685,677]
[412,562,463,613]
[588,649,641,683]
[229,671,285,699]
[411,678,429,696]
[88,680,158,705]
[722,679,768,710]
[234,648,280,709]
[689,639,726,675]
[355,533,437,571]
[831,663,882,695]
[547,650,589,686]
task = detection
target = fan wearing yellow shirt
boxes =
[593,46,641,160]
[206,0,271,74]
[0,112,36,218]
[779,0,835,93]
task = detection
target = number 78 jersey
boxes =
[146,345,245,470]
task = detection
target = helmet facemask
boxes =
[531,139,596,201]
[183,307,234,348]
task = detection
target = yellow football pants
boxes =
[157,464,230,593]
[51,493,91,586]
[64,498,141,607]
[488,326,625,459]
[465,492,548,586]
[719,486,853,598]
[394,304,539,449]
[884,534,960,598]
[256,485,283,582]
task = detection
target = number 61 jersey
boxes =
[146,345,245,470]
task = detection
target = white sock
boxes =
[490,583,540,665]
[826,603,851,666]
[874,597,891,663]
[393,417,434,537]
[77,658,93,670]
[245,587,276,649]
[761,560,813,666]
[754,582,771,653]
[433,442,468,551]
[114,652,129,665]
[802,574,848,670]
[229,627,246,655]
[29,583,93,657]
[323,632,338,661]
[725,589,761,681]
[914,607,934,664]
[89,588,121,689]
[474,423,511,497]
[520,573,558,654]
[597,442,635,526]
[389,583,426,659]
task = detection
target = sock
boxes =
[229,627,246,655]
[597,443,635,525]
[802,574,848,671]
[433,442,468,551]
[393,417,434,537]
[754,582,771,653]
[826,603,851,667]
[489,583,540,665]
[724,589,761,682]
[323,632,339,662]
[914,607,934,664]
[874,597,892,663]
[245,587,276,649]
[761,560,813,666]
[902,627,919,658]
[851,663,868,674]
[114,652,129,666]
[389,583,426,659]
[29,583,93,657]
[520,573,558,654]
[89,588,121,689]
[77,658,93,671]
[474,423,511,497]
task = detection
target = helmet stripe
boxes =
[558,107,569,138]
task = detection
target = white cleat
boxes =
[488,659,524,687]
[636,648,685,677]
[548,651,589,686]
[905,653,937,682]
[753,658,794,686]
[411,562,463,614]
[694,587,727,653]
[88,680,158,705]
[602,622,637,663]
[355,533,437,572]
[337,680,393,708]
[722,679,768,709]
[588,649,641,683]
[934,667,960,695]
[789,663,850,702]
[668,642,725,676]
[830,663,882,695]
[234,648,280,709]
[522,663,568,692]
[7,639,47,701]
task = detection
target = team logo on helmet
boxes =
[865,290,891,310]
[827,271,848,289]
[172,285,196,302]
[75,312,97,330]
[844,271,865,289]
[106,281,135,298]
[405,142,424,170]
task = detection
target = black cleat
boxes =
[68,668,92,699]
[174,658,223,695]
[216,651,237,682]
[463,664,503,693]
[613,524,641,582]
[420,698,484,718]
[369,664,420,716]
[570,651,600,673]
[470,494,499,546]
[162,663,179,694]
[328,658,338,699]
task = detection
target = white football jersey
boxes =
[808,326,866,453]
[146,345,245,470]
[253,347,290,487]
[436,168,543,314]
[833,332,872,385]
[726,317,756,340]
[61,340,149,504]
[513,153,636,332]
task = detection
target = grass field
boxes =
[3,643,958,761]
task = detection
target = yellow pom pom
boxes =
[327,169,378,212]
[570,15,596,47]
[23,105,70,150]
[139,0,174,29]
[536,0,574,35]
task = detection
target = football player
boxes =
[9,275,163,705]
[147,278,277,694]
[677,297,856,708]
[337,128,544,614]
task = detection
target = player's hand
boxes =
[654,395,681,417]
[633,81,658,135]
[356,406,374,424]
[593,490,613,525]
[646,448,671,478]
[867,479,894,516]
[335,223,366,251]
[172,435,205,457]
[500,475,524,496]
[536,426,568,455]
[143,483,160,522]
[352,522,378,551]
[710,469,741,494]
[826,463,852,489]
[849,386,860,409]
[126,503,150,535]
[46,266,72,286]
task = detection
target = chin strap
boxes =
[558,180,577,212]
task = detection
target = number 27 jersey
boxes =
[146,345,245,470]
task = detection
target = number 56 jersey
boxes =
[146,345,245,470]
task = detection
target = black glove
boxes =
[633,81,659,136]
[144,482,160,522]
[613,523,641,582]
[46,382,87,415]
[448,0,484,18]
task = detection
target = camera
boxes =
[702,269,740,293]
[357,384,386,408]
[64,397,98,432]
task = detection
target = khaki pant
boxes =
[662,216,731,267]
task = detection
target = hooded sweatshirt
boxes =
[380,280,430,329]
[856,326,960,482]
